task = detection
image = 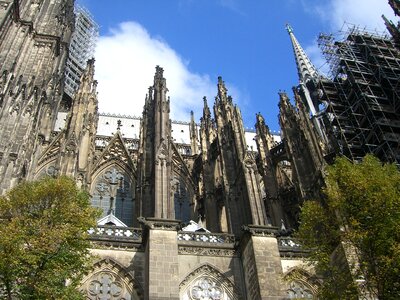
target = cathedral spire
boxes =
[286,24,320,84]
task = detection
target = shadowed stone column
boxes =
[140,218,180,300]
[240,225,286,300]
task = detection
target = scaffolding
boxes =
[64,5,99,98]
[317,25,400,163]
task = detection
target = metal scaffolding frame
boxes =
[64,5,99,98]
[317,25,400,163]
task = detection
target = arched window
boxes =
[173,177,191,223]
[91,166,135,226]
[180,264,240,300]
[287,280,315,299]
[80,258,143,300]
[186,277,226,300]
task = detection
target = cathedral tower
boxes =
[0,0,74,192]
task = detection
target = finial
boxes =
[256,112,264,122]
[203,96,207,106]
[117,119,122,131]
[278,91,290,105]
[217,76,227,101]
[92,80,98,94]
[87,57,95,66]
[190,110,195,123]
[280,219,287,232]
[155,65,164,78]
[286,23,293,34]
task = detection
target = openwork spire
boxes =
[286,24,320,83]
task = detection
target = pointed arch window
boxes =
[180,265,240,300]
[189,277,224,300]
[173,177,191,223]
[92,166,135,226]
[80,259,143,300]
[287,280,314,299]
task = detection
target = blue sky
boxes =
[76,0,396,132]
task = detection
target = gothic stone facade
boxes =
[0,1,328,299]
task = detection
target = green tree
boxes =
[296,155,400,299]
[0,176,100,300]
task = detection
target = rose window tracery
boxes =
[85,272,129,300]
[188,278,225,300]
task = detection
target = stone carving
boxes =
[178,232,235,244]
[287,280,314,299]
[190,278,224,300]
[46,165,58,177]
[138,217,181,231]
[37,135,62,167]
[92,134,135,174]
[87,225,142,241]
[284,268,320,299]
[180,264,240,300]
[241,224,278,236]
[80,258,143,300]
[278,237,301,249]
[88,273,124,299]
[178,246,236,257]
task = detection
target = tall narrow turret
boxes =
[212,77,268,234]
[279,91,324,206]
[58,58,99,183]
[189,111,199,155]
[137,66,174,219]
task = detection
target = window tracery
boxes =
[173,177,191,222]
[287,280,314,299]
[92,166,135,226]
[80,259,142,300]
[180,265,240,300]
[189,277,224,300]
[88,273,124,300]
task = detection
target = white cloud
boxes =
[303,0,397,32]
[305,42,330,76]
[217,0,246,16]
[301,0,397,78]
[325,0,396,32]
[94,22,219,121]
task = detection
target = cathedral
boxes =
[0,0,399,299]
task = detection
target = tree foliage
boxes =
[0,176,100,300]
[296,155,400,299]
